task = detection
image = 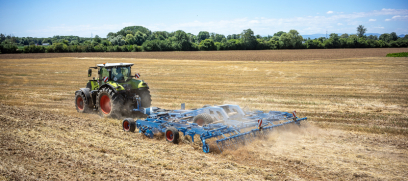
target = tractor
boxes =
[75,63,151,118]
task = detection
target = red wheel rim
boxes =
[196,119,204,126]
[123,121,130,131]
[166,130,173,141]
[100,95,111,114]
[76,96,84,110]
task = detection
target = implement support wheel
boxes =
[122,118,136,132]
[165,127,179,144]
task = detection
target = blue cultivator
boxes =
[122,104,307,153]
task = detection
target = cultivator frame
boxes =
[123,104,307,153]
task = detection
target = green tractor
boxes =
[75,63,151,118]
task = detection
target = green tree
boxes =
[93,35,101,43]
[172,30,191,51]
[279,33,291,48]
[367,35,378,40]
[197,31,210,42]
[329,33,340,48]
[279,30,303,49]
[0,33,5,42]
[117,26,151,36]
[213,34,225,42]
[273,31,285,37]
[340,33,349,38]
[357,25,367,37]
[134,31,147,45]
[390,32,398,41]
[199,39,216,50]
[241,29,257,50]
[288,30,303,48]
[227,34,240,40]
[125,34,135,44]
[379,33,391,42]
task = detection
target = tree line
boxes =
[0,25,407,54]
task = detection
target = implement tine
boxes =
[242,133,249,145]
[230,137,238,150]
[225,138,231,150]
[217,141,221,153]
[238,135,244,145]
[231,137,239,150]
[224,139,229,150]
[247,132,253,143]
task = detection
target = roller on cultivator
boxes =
[122,104,307,153]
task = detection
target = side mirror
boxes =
[88,69,92,77]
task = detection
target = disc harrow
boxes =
[123,104,307,153]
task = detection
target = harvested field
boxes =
[0,49,408,180]
[1,48,408,61]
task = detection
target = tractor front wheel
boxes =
[75,91,91,113]
[96,87,124,118]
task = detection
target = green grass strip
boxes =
[386,52,408,57]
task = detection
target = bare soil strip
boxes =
[1,48,407,61]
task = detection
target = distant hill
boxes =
[301,34,335,39]
[301,33,406,39]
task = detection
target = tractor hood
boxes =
[121,79,148,89]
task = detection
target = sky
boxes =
[0,0,407,38]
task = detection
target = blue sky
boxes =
[0,0,407,38]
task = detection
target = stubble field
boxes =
[0,48,407,180]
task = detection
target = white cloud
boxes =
[369,19,376,21]
[374,26,384,29]
[249,20,260,24]
[327,11,334,14]
[337,23,343,25]
[385,15,408,21]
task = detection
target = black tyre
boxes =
[75,91,91,113]
[96,87,124,118]
[165,127,179,144]
[138,89,152,108]
[193,113,214,126]
[122,118,136,132]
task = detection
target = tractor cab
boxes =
[88,63,135,84]
[75,63,151,118]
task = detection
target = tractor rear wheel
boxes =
[96,87,124,118]
[193,113,214,126]
[138,89,152,108]
[75,91,91,113]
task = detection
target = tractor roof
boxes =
[96,63,134,67]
